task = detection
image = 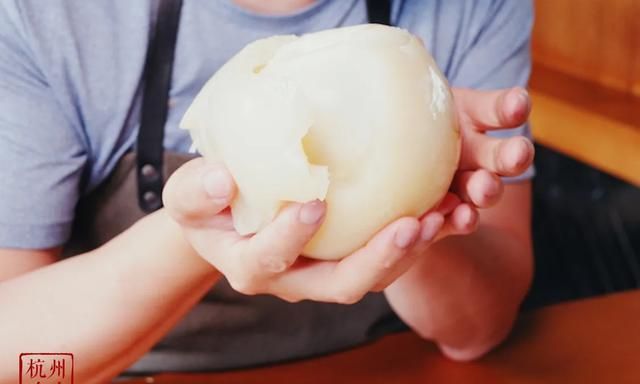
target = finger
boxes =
[241,200,326,275]
[452,170,503,208]
[433,193,461,216]
[163,157,236,227]
[420,192,459,222]
[436,204,479,240]
[459,134,535,176]
[271,217,420,303]
[420,212,446,242]
[331,218,420,298]
[204,209,236,231]
[455,87,531,131]
[371,213,446,292]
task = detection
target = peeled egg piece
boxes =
[181,24,460,261]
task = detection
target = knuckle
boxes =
[376,256,396,272]
[493,140,506,171]
[257,254,291,274]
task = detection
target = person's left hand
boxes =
[370,87,534,289]
[429,87,533,236]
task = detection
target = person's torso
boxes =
[9,0,500,373]
[13,0,493,194]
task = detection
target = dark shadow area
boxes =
[524,144,640,309]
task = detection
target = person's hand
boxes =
[420,87,535,241]
[163,158,445,304]
[371,87,535,288]
[163,86,533,302]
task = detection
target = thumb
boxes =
[163,157,236,227]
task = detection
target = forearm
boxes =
[0,210,220,383]
[385,225,533,360]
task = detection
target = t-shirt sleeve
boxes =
[0,4,87,249]
[448,0,535,183]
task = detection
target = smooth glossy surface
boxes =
[182,24,460,260]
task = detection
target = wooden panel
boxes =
[121,290,640,384]
[529,64,640,186]
[634,37,640,95]
[533,0,640,97]
[530,91,640,186]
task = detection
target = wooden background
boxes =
[532,0,640,97]
[525,1,640,308]
[529,0,640,186]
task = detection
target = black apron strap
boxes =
[136,0,183,212]
[366,0,392,25]
[136,0,388,212]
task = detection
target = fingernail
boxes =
[510,138,533,170]
[518,88,530,104]
[394,220,420,249]
[511,89,531,121]
[421,214,444,242]
[517,89,531,111]
[203,169,232,200]
[459,205,479,233]
[481,172,501,200]
[299,200,325,225]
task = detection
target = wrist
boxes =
[102,208,221,287]
[151,209,221,283]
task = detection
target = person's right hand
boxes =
[163,158,472,304]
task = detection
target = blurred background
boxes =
[524,0,640,308]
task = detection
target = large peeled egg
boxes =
[181,24,460,261]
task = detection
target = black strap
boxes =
[136,0,183,212]
[366,0,392,25]
[135,0,389,212]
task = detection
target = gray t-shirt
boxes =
[0,0,534,249]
